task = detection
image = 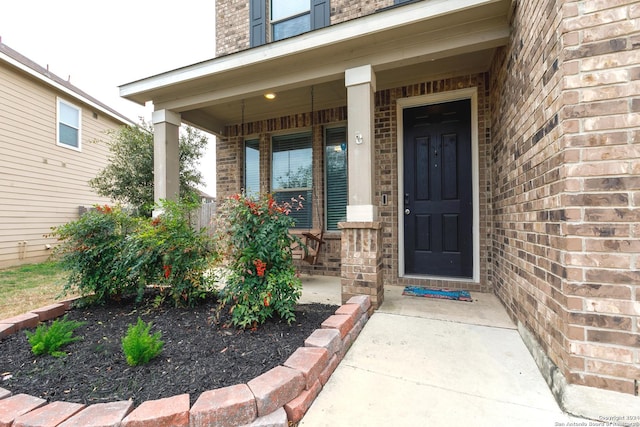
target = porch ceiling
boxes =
[120,0,512,136]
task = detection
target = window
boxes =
[272,132,312,228]
[57,98,81,150]
[250,0,330,47]
[325,127,347,230]
[271,0,310,41]
[244,139,260,197]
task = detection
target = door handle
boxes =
[405,209,411,215]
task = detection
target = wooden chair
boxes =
[291,229,325,265]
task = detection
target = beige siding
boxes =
[0,61,123,268]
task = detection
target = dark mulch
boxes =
[0,291,338,407]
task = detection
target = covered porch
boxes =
[120,0,512,307]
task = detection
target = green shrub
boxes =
[50,199,217,307]
[121,317,164,366]
[50,204,142,303]
[26,315,86,358]
[119,197,218,307]
[213,193,303,328]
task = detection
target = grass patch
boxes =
[0,262,72,319]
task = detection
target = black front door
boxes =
[403,99,473,278]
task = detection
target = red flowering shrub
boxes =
[214,193,303,328]
[51,199,217,307]
[120,198,217,307]
[50,205,141,303]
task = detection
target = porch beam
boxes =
[152,109,181,215]
[345,65,377,222]
[180,110,226,137]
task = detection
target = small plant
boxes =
[121,317,164,366]
[25,315,86,358]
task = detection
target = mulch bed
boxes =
[0,291,338,407]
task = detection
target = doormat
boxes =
[402,286,473,302]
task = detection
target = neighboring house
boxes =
[196,188,216,204]
[120,0,639,412]
[0,41,134,268]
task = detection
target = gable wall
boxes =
[215,0,396,56]
[490,0,640,394]
[0,62,121,268]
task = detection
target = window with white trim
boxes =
[271,132,313,228]
[57,98,81,150]
[325,127,347,230]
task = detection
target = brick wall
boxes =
[490,0,640,394]
[215,0,250,57]
[340,222,384,308]
[489,0,566,388]
[215,0,396,56]
[561,0,640,395]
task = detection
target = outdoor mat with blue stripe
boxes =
[402,286,473,302]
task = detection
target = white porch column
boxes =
[152,109,181,213]
[345,65,377,221]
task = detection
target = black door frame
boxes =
[397,88,479,282]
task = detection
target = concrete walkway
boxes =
[298,278,591,427]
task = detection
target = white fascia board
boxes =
[153,19,507,112]
[119,0,503,99]
[0,51,135,127]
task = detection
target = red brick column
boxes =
[338,221,383,311]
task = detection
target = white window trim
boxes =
[56,97,82,151]
[396,87,480,283]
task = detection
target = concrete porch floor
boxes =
[297,276,604,426]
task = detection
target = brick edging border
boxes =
[0,295,372,427]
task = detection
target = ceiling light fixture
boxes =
[264,93,276,100]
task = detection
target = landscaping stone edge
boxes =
[0,295,371,427]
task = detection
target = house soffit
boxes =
[120,0,510,134]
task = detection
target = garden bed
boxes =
[0,291,337,407]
